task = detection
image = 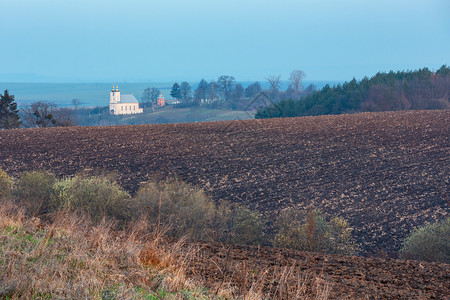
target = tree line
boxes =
[255,65,450,119]
[0,91,79,129]
[140,70,316,110]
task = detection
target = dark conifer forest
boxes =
[255,66,450,119]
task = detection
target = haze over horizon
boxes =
[1,0,449,83]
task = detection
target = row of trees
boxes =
[139,70,314,110]
[256,65,450,119]
[0,89,78,129]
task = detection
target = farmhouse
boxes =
[109,85,143,115]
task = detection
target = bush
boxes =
[13,171,56,217]
[274,208,328,252]
[399,218,449,263]
[51,175,131,224]
[326,216,358,255]
[273,208,357,254]
[0,168,13,199]
[229,207,265,246]
[132,178,221,240]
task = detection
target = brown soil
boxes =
[0,110,448,255]
[185,242,449,299]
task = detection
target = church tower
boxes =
[110,85,120,104]
[109,85,120,114]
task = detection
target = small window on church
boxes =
[121,106,123,111]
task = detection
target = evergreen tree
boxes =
[170,83,182,100]
[0,89,21,129]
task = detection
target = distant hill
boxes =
[256,65,450,119]
[1,110,448,255]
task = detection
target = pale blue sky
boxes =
[1,0,449,82]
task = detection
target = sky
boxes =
[1,0,449,83]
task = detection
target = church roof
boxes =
[120,94,139,103]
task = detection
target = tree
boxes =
[170,83,182,100]
[208,81,218,102]
[289,70,306,94]
[194,79,209,105]
[54,107,76,127]
[266,75,281,100]
[217,75,235,101]
[0,89,21,129]
[244,82,262,98]
[150,88,161,104]
[180,81,192,102]
[141,87,161,108]
[140,88,151,108]
[22,101,57,128]
[71,98,81,110]
[230,83,244,109]
[232,83,244,100]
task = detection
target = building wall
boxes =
[110,103,143,115]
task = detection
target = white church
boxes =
[109,85,143,115]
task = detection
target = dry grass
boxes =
[0,199,207,299]
[0,198,332,299]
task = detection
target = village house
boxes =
[109,85,143,115]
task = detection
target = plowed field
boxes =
[0,110,448,255]
[186,243,449,299]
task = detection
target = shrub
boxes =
[0,168,13,199]
[273,208,357,254]
[274,208,328,252]
[326,216,358,255]
[51,175,131,224]
[132,178,221,240]
[13,171,56,217]
[229,207,265,246]
[399,218,449,263]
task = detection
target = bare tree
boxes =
[217,75,235,101]
[266,75,281,99]
[150,88,160,104]
[71,98,81,110]
[289,70,306,93]
[194,79,208,105]
[208,81,218,102]
[54,107,77,127]
[22,101,57,128]
[180,81,192,102]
